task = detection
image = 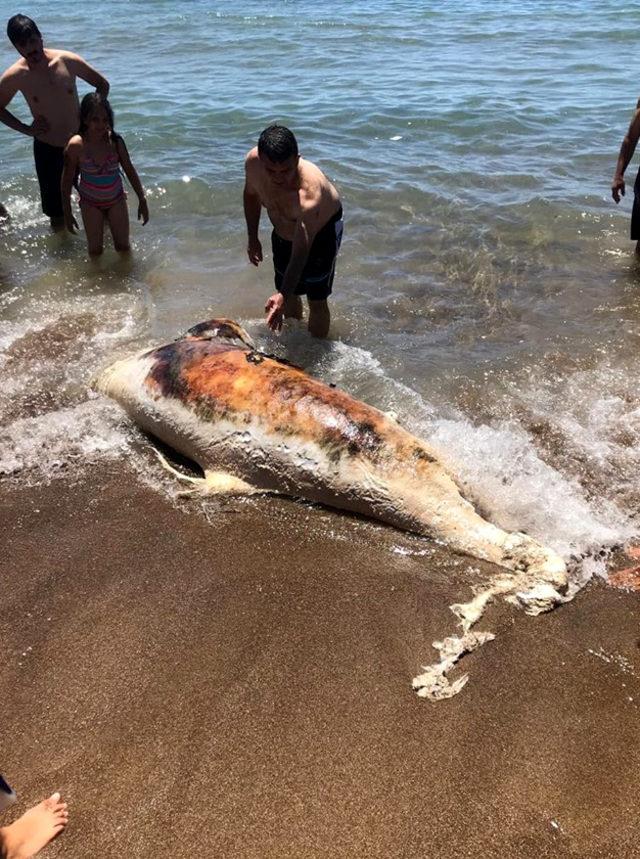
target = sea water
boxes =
[1,0,639,563]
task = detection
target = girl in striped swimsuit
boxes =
[61,93,149,255]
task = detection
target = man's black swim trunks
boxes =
[33,138,65,218]
[271,206,344,301]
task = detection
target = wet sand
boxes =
[2,462,639,858]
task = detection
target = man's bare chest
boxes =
[22,64,76,106]
[259,188,300,222]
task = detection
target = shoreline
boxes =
[2,461,639,858]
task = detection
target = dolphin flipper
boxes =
[202,470,261,496]
[152,446,262,497]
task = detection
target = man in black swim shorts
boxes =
[612,97,640,255]
[244,125,343,337]
[0,15,108,230]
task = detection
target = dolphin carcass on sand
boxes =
[95,318,569,699]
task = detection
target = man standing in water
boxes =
[244,125,343,338]
[612,98,640,254]
[0,14,109,230]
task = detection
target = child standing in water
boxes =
[61,92,148,255]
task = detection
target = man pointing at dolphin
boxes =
[243,125,344,338]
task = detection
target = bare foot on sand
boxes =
[0,793,68,858]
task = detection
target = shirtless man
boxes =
[612,98,640,254]
[0,14,109,230]
[244,125,343,338]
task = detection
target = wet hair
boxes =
[257,125,298,163]
[79,92,118,138]
[7,14,40,46]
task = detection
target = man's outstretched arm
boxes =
[264,214,314,332]
[279,219,312,297]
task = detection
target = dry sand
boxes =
[2,461,639,858]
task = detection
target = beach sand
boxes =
[2,461,639,858]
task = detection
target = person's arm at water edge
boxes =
[265,210,315,332]
[612,107,640,203]
[244,152,263,265]
[116,136,149,224]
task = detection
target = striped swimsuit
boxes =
[78,148,125,210]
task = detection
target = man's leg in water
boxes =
[307,299,330,338]
[283,294,303,320]
[0,793,68,859]
[33,141,66,233]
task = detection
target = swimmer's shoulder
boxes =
[0,58,28,95]
[64,134,84,157]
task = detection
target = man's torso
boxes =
[14,49,80,147]
[248,153,341,241]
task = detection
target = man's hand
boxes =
[64,212,79,234]
[265,292,285,332]
[247,237,263,266]
[612,175,626,203]
[29,114,50,138]
[138,197,149,225]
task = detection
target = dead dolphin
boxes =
[96,318,571,699]
[95,318,566,593]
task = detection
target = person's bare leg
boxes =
[635,239,640,256]
[106,197,130,253]
[80,203,105,257]
[307,299,330,338]
[283,294,303,320]
[0,793,68,859]
[49,216,65,233]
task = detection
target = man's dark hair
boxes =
[258,125,298,163]
[7,14,40,46]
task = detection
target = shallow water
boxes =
[1,0,639,564]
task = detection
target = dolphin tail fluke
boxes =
[499,531,567,590]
